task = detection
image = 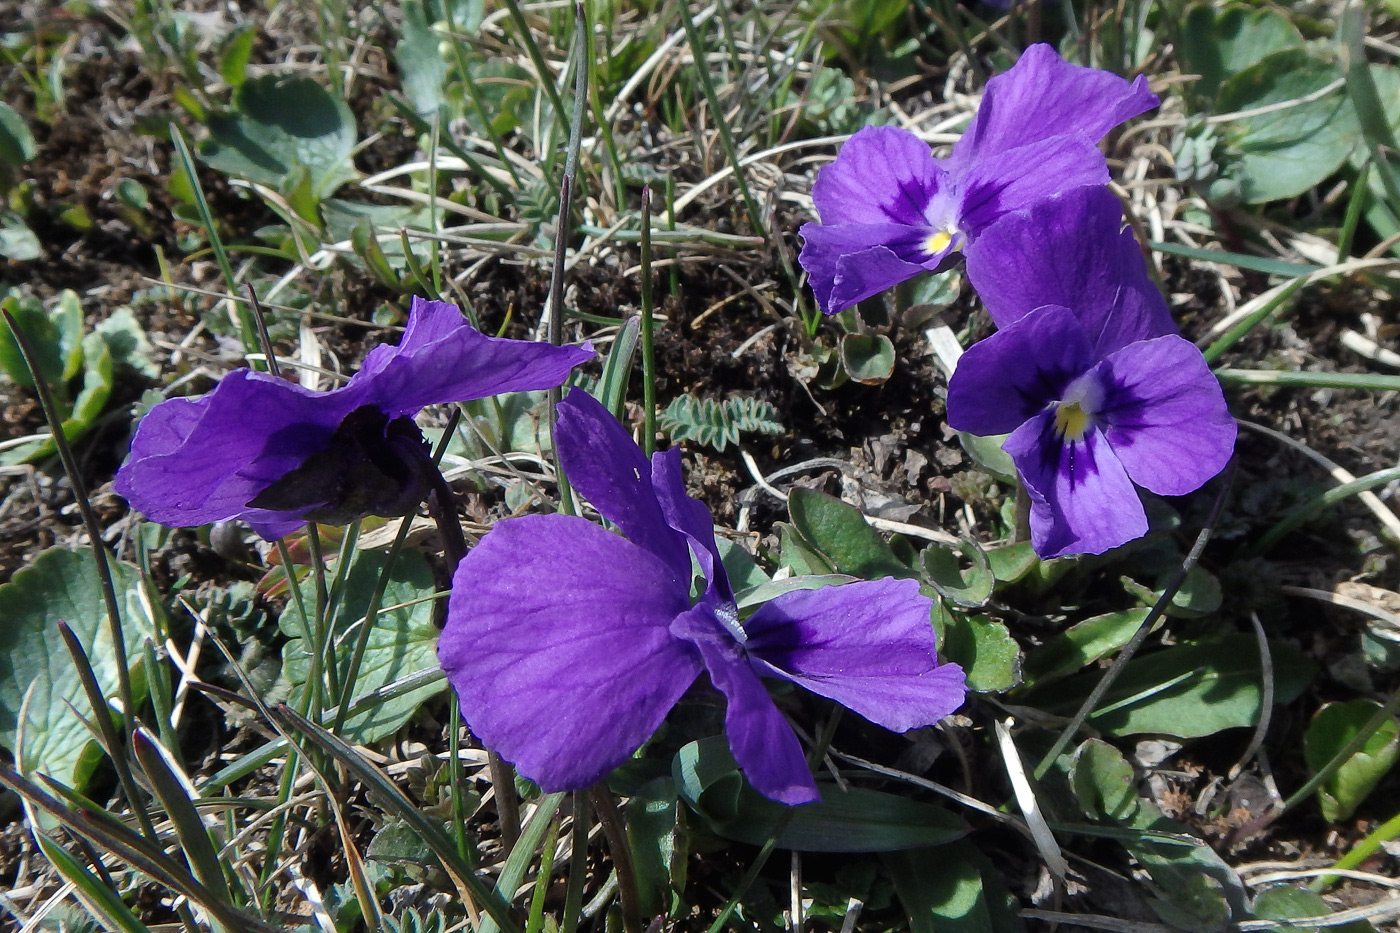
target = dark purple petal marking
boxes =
[955,135,1109,238]
[1004,411,1147,558]
[799,222,950,315]
[946,304,1096,437]
[1092,335,1237,495]
[745,578,966,733]
[810,125,946,226]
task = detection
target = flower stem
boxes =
[639,185,658,457]
[589,786,643,933]
[1033,458,1237,779]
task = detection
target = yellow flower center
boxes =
[1054,400,1092,442]
[924,230,953,254]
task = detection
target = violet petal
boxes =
[1093,335,1236,495]
[353,312,593,420]
[745,578,967,733]
[811,125,946,226]
[439,513,702,792]
[555,389,693,584]
[946,304,1095,437]
[964,187,1177,350]
[651,447,733,605]
[798,223,943,315]
[956,134,1109,237]
[946,43,1158,170]
[113,370,347,530]
[1004,410,1148,558]
[673,604,819,805]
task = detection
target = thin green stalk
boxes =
[1340,4,1400,213]
[666,174,679,294]
[1310,807,1400,892]
[677,1,812,332]
[1285,684,1400,816]
[168,127,259,358]
[561,791,591,933]
[1250,464,1400,555]
[546,2,590,519]
[1338,161,1372,260]
[449,703,476,869]
[677,3,766,243]
[1034,460,1237,779]
[1215,368,1400,392]
[589,786,642,933]
[331,413,461,733]
[704,710,845,933]
[640,186,658,456]
[1200,280,1306,364]
[443,4,523,190]
[526,815,563,933]
[55,622,158,845]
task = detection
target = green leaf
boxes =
[1121,566,1222,618]
[0,211,40,261]
[282,549,445,742]
[787,488,909,579]
[1303,700,1400,822]
[626,777,683,917]
[958,431,1016,483]
[36,835,154,933]
[673,738,968,852]
[986,541,1037,585]
[840,332,896,385]
[1023,609,1152,686]
[218,25,257,89]
[932,604,1021,693]
[0,548,151,790]
[1215,49,1359,204]
[659,394,784,452]
[1069,740,1141,823]
[0,293,65,388]
[1031,635,1314,738]
[6,333,115,464]
[778,524,836,576]
[396,0,450,118]
[1177,4,1303,100]
[0,101,36,165]
[921,540,993,608]
[200,75,358,199]
[1249,885,1372,933]
[95,306,159,378]
[717,535,770,592]
[884,841,1022,933]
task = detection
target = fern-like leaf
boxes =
[659,395,784,452]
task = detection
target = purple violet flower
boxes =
[114,297,593,540]
[438,389,966,805]
[798,43,1159,315]
[946,187,1236,558]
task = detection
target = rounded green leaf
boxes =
[1216,49,1359,204]
[840,332,896,385]
[1303,699,1400,822]
[0,547,152,790]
